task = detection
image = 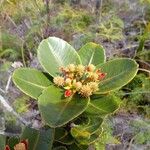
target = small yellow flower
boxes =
[67,73,74,79]
[53,76,64,86]
[86,64,96,72]
[67,64,75,72]
[54,64,106,98]
[88,72,98,81]
[63,67,69,73]
[76,65,85,75]
[79,85,92,97]
[88,82,99,92]
[65,78,72,86]
[14,143,26,150]
[73,81,82,91]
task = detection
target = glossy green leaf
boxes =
[97,58,138,94]
[54,129,74,145]
[78,42,106,66]
[53,146,67,150]
[85,94,121,116]
[37,37,81,77]
[7,137,19,149]
[0,135,6,149]
[71,117,103,139]
[56,134,74,145]
[68,143,88,150]
[73,128,102,145]
[38,85,90,127]
[12,68,52,99]
[21,127,55,150]
[55,128,67,140]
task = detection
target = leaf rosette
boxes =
[12,37,139,148]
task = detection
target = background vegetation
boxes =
[0,0,150,149]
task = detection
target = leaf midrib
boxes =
[99,66,137,85]
[89,102,108,113]
[88,50,95,65]
[14,76,48,89]
[53,97,74,126]
[47,41,64,66]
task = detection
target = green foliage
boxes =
[96,58,138,94]
[71,117,103,145]
[140,0,150,4]
[78,42,106,66]
[95,119,120,150]
[129,119,150,145]
[21,127,55,150]
[96,16,124,41]
[13,68,52,99]
[121,73,150,117]
[38,85,89,127]
[0,61,12,72]
[0,31,22,60]
[1,0,45,23]
[0,135,6,149]
[51,4,93,33]
[7,137,20,150]
[85,94,121,116]
[136,22,150,61]
[13,95,30,114]
[37,37,81,77]
[11,37,138,149]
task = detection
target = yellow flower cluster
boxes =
[53,64,106,98]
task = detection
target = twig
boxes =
[138,68,150,74]
[0,88,5,93]
[128,134,137,150]
[5,75,12,93]
[21,43,27,67]
[99,0,103,23]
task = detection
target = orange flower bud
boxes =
[86,64,96,72]
[5,145,11,150]
[98,73,106,80]
[5,140,28,150]
[64,90,72,97]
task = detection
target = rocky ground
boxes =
[0,0,150,149]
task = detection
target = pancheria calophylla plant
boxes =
[3,37,138,150]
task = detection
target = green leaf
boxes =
[71,117,103,139]
[38,85,90,127]
[78,42,106,66]
[97,58,138,94]
[0,135,6,149]
[53,146,67,150]
[21,127,55,150]
[37,37,81,77]
[71,117,103,145]
[55,128,74,145]
[68,143,88,150]
[12,68,52,99]
[7,137,19,149]
[55,128,67,140]
[74,129,102,145]
[55,134,74,145]
[85,94,121,116]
